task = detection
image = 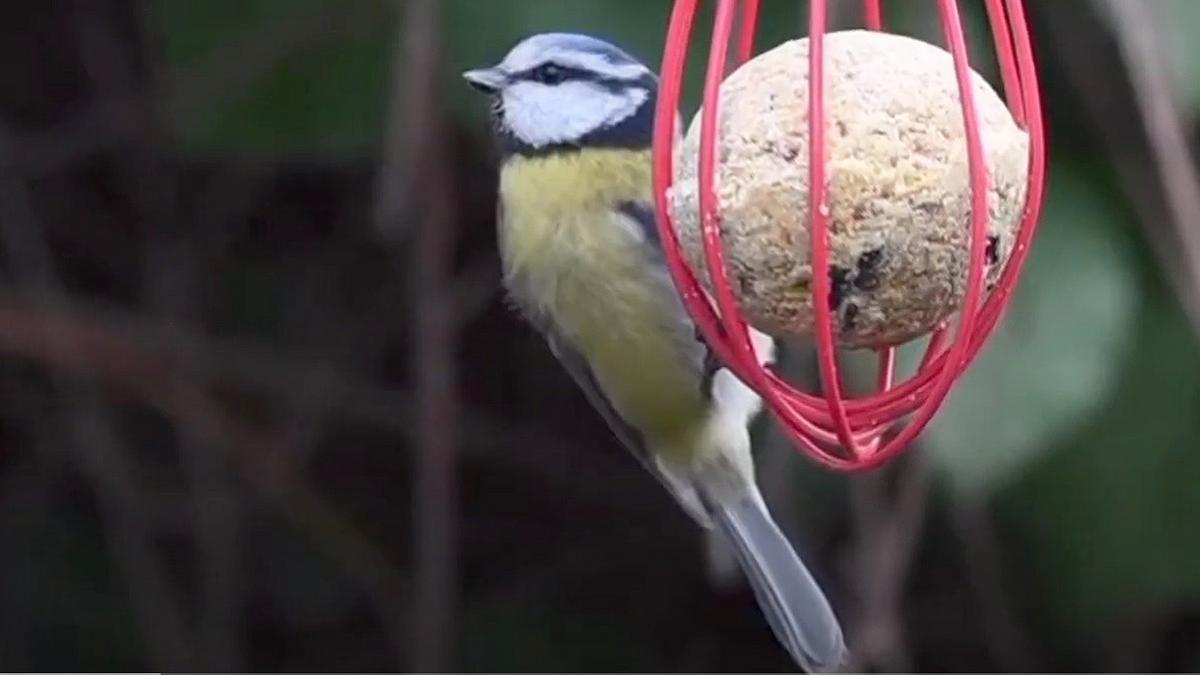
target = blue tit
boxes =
[464,32,847,672]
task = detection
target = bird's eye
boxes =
[534,64,564,84]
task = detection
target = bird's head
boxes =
[463,33,657,155]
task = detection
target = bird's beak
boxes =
[462,67,507,93]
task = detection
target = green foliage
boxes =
[922,164,1143,496]
[1000,280,1200,642]
[156,0,329,62]
[156,0,391,156]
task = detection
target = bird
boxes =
[463,32,847,672]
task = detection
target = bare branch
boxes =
[0,285,630,484]
[952,496,1040,672]
[1047,1,1200,335]
[844,451,931,672]
[375,0,463,668]
[1104,0,1200,331]
[0,126,195,669]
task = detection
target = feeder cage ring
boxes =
[650,0,1047,472]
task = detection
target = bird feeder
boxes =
[650,0,1047,471]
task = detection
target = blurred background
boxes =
[0,0,1198,671]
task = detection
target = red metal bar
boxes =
[738,0,761,64]
[864,0,884,30]
[700,0,761,377]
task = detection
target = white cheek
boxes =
[504,82,645,148]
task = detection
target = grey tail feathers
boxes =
[698,486,847,673]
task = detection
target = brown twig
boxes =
[373,0,431,235]
[1044,1,1200,336]
[844,450,931,672]
[0,286,631,486]
[0,288,413,662]
[375,0,462,668]
[1103,0,1200,332]
[1,110,409,661]
[83,2,254,667]
[0,126,195,670]
[73,3,251,665]
[951,495,1040,672]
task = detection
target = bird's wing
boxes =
[497,198,714,524]
[615,200,777,411]
[614,200,724,394]
[534,311,712,527]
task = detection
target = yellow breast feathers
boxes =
[499,148,707,454]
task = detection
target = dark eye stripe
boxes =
[514,62,595,84]
[514,61,654,90]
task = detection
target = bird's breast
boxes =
[498,149,708,448]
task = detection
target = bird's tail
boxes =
[697,485,847,673]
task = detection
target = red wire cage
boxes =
[650,0,1047,472]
